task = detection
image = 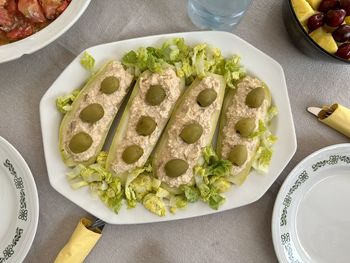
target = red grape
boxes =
[340,0,350,15]
[326,9,346,27]
[319,0,340,13]
[332,24,350,42]
[308,13,325,31]
[335,43,350,59]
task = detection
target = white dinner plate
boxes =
[0,136,39,262]
[40,31,296,224]
[0,0,91,63]
[272,144,350,263]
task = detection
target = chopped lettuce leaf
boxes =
[208,193,225,210]
[56,88,81,114]
[182,185,200,203]
[219,55,246,88]
[251,106,278,173]
[252,146,273,173]
[192,147,232,209]
[80,51,95,71]
[210,177,231,193]
[121,38,244,85]
[143,193,166,216]
[249,120,267,139]
[169,195,187,213]
[155,187,170,199]
[267,106,278,122]
[128,174,155,202]
[201,147,232,177]
[124,164,153,208]
[206,159,232,178]
[122,47,165,77]
[66,152,124,213]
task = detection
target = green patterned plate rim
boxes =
[0,137,39,263]
[272,143,350,263]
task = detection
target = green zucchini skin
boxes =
[217,77,272,185]
[153,73,226,188]
[59,61,134,167]
[106,69,185,183]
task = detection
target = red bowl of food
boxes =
[283,0,350,63]
[0,0,91,63]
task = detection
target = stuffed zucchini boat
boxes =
[217,76,272,185]
[106,68,185,182]
[59,61,134,167]
[153,73,226,188]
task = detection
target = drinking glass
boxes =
[187,0,253,31]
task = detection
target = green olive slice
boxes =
[146,85,166,106]
[79,103,104,123]
[228,145,248,166]
[235,118,256,137]
[245,87,265,108]
[179,122,203,144]
[100,76,120,94]
[197,88,217,107]
[136,116,157,136]
[122,145,144,164]
[164,159,189,178]
[69,132,93,154]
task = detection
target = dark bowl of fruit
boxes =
[283,0,350,63]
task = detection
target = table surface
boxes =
[1,0,349,262]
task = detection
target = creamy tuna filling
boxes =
[220,76,269,175]
[63,62,133,162]
[110,69,182,174]
[157,76,221,188]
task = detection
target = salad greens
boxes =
[58,38,277,217]
[56,88,81,114]
[80,51,95,72]
[252,106,278,173]
[122,38,245,86]
[66,152,124,213]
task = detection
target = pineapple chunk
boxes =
[310,27,338,54]
[306,0,321,10]
[345,16,350,25]
[292,0,316,24]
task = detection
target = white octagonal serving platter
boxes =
[40,31,297,224]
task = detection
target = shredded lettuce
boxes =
[80,51,95,71]
[56,88,81,114]
[121,38,245,85]
[122,47,165,77]
[252,106,279,173]
[267,106,278,122]
[182,185,200,203]
[142,193,166,217]
[124,164,153,208]
[253,146,273,173]
[169,195,187,213]
[191,147,233,209]
[66,151,124,213]
[249,120,267,139]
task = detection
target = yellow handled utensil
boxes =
[54,218,104,263]
[307,103,350,138]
